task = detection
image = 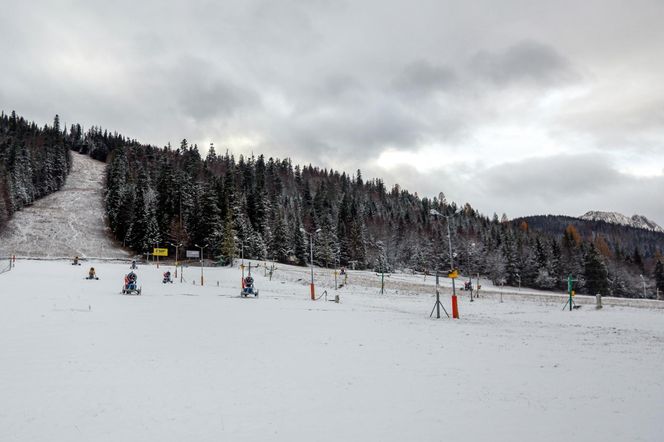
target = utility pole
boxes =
[430,208,459,319]
[301,228,321,300]
[195,244,206,285]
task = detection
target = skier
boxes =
[130,260,138,269]
[163,270,173,283]
[72,256,80,266]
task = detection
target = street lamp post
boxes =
[195,244,207,286]
[168,241,182,280]
[235,237,245,285]
[301,228,321,300]
[430,209,459,319]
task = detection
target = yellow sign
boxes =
[447,270,458,279]
[153,248,168,257]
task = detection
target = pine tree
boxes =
[584,244,609,295]
[271,213,291,263]
[315,213,338,267]
[126,169,160,252]
[654,260,664,300]
[220,212,237,265]
[292,215,308,266]
[374,240,390,273]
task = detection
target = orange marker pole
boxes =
[452,295,459,319]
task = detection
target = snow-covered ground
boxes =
[1,258,663,442]
[0,152,130,259]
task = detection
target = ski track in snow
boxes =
[0,152,130,259]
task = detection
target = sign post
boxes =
[153,248,168,269]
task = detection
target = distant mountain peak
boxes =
[579,211,664,233]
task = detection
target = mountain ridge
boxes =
[579,211,664,233]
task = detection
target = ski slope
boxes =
[0,152,130,259]
[1,258,663,442]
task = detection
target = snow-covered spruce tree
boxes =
[198,183,223,256]
[373,240,390,273]
[654,259,664,299]
[126,169,160,252]
[315,213,338,267]
[270,212,291,264]
[501,230,520,286]
[105,148,130,237]
[291,214,308,266]
[584,243,609,296]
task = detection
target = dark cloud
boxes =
[392,60,457,96]
[166,57,260,121]
[470,40,580,87]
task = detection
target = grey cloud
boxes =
[470,40,580,87]
[392,60,457,96]
[177,74,259,121]
[477,154,619,200]
[142,56,261,121]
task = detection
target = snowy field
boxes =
[0,152,130,259]
[1,259,663,442]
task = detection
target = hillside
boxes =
[0,151,130,259]
[515,214,664,261]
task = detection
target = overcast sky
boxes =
[2,0,663,226]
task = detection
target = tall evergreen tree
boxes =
[584,244,609,295]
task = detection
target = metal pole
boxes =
[310,234,315,300]
[447,216,459,319]
[436,271,441,318]
[200,245,204,286]
[568,275,573,311]
[446,217,454,270]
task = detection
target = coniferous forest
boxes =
[1,112,663,298]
